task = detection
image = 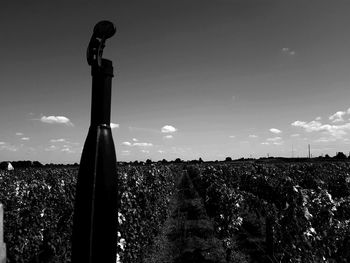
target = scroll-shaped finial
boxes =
[87,20,116,67]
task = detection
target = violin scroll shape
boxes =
[87,20,116,67]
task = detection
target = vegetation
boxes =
[0,161,350,262]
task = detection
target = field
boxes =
[1,161,350,262]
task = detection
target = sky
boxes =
[1,0,350,163]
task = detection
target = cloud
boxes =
[229,135,235,138]
[291,133,300,137]
[291,120,350,138]
[261,142,269,145]
[111,123,119,129]
[45,145,58,151]
[282,47,296,56]
[132,138,138,142]
[21,137,30,141]
[134,142,153,147]
[121,150,130,155]
[61,147,74,153]
[264,137,284,145]
[270,128,282,134]
[122,141,153,147]
[315,116,322,121]
[314,137,336,143]
[161,125,177,133]
[50,138,66,143]
[249,135,258,138]
[158,150,165,154]
[164,135,173,139]
[329,111,346,123]
[16,132,24,136]
[0,144,17,151]
[40,116,73,126]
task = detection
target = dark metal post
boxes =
[71,21,118,263]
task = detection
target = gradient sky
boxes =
[1,0,350,163]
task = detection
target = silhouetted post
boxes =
[71,21,118,263]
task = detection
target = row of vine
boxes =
[187,162,350,262]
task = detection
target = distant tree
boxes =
[225,157,232,162]
[161,159,168,164]
[174,158,182,163]
[335,152,347,160]
[146,159,152,165]
[0,162,8,170]
[324,154,331,159]
[32,161,43,167]
[198,157,204,163]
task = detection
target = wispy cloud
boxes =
[111,123,119,129]
[270,128,282,134]
[329,111,346,123]
[21,137,30,141]
[141,150,150,154]
[132,138,138,142]
[161,125,177,133]
[291,119,350,138]
[50,138,66,143]
[61,147,75,153]
[291,133,300,137]
[229,135,235,138]
[164,135,173,139]
[314,137,337,143]
[282,47,296,56]
[249,134,258,138]
[0,143,17,152]
[45,145,58,151]
[15,132,24,136]
[40,116,73,126]
[264,137,284,145]
[122,141,153,147]
[134,142,153,147]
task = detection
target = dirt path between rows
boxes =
[145,171,225,263]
